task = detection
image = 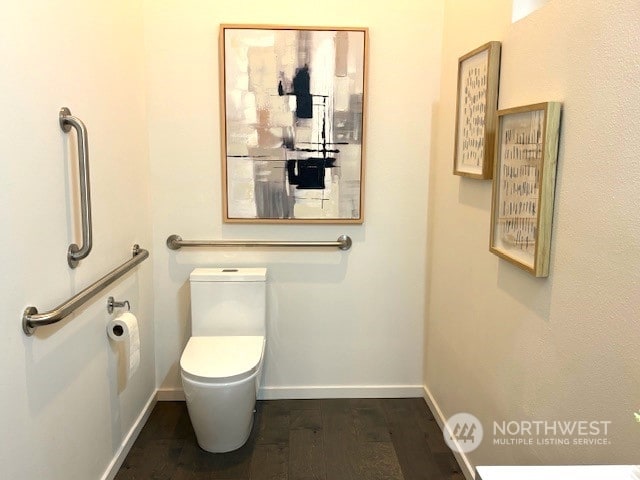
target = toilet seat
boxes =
[180,335,264,384]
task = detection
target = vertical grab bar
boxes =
[60,107,92,268]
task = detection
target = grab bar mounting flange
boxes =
[59,107,72,132]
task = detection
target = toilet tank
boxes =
[189,267,267,337]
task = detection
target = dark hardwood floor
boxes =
[115,398,464,480]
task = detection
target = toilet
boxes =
[180,267,267,453]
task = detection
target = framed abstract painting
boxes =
[490,102,562,277]
[453,41,501,179]
[219,24,368,223]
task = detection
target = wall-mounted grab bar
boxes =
[166,234,352,251]
[22,245,149,336]
[60,107,92,269]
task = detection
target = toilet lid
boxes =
[181,336,264,382]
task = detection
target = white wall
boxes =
[144,0,444,397]
[426,0,640,471]
[0,2,154,479]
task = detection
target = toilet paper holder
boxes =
[107,296,130,314]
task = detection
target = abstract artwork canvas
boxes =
[490,102,562,277]
[219,25,368,223]
[453,41,501,179]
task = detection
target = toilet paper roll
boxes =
[107,312,140,380]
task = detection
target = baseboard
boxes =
[101,390,158,480]
[422,385,475,480]
[259,384,424,399]
[157,385,424,401]
[157,388,185,401]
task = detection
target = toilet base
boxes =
[181,369,260,453]
[196,412,254,453]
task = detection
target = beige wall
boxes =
[144,0,444,398]
[426,0,640,472]
[0,2,155,479]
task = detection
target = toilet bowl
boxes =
[181,336,265,452]
[180,268,267,453]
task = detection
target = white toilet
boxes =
[180,267,267,453]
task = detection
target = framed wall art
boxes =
[219,24,368,223]
[453,41,501,179]
[489,102,562,277]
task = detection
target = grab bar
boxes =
[60,107,92,269]
[166,234,352,251]
[22,245,149,336]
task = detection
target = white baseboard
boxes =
[422,385,475,480]
[259,384,424,400]
[101,390,158,480]
[157,385,424,401]
[157,388,185,401]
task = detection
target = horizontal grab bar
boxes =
[166,234,352,251]
[22,245,149,336]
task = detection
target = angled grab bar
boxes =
[60,107,92,268]
[22,245,149,336]
[166,234,352,251]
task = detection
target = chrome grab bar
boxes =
[166,234,352,251]
[22,245,149,336]
[60,107,92,268]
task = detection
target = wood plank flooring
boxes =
[115,398,464,480]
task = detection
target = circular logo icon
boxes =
[443,412,483,453]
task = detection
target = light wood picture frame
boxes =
[219,24,368,224]
[490,102,562,277]
[453,41,501,179]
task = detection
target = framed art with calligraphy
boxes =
[220,24,368,223]
[490,102,562,277]
[453,41,501,179]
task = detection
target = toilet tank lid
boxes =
[190,267,267,282]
